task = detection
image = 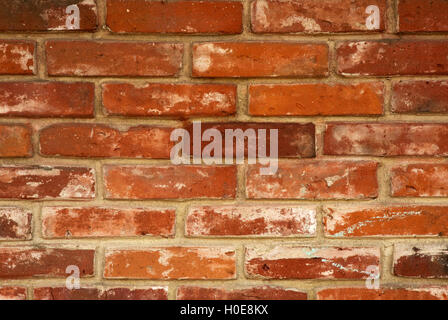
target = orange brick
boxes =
[0,247,94,278]
[0,287,26,300]
[46,41,183,77]
[324,205,448,237]
[192,42,328,77]
[186,205,316,237]
[177,286,307,300]
[0,41,34,75]
[324,123,448,156]
[104,247,236,279]
[245,245,380,279]
[102,83,236,117]
[252,0,386,33]
[107,0,242,34]
[42,207,175,238]
[249,82,384,116]
[0,82,94,118]
[392,81,448,114]
[39,124,174,158]
[338,41,448,76]
[317,287,448,300]
[34,286,168,300]
[0,207,32,240]
[0,166,95,200]
[246,160,378,200]
[391,163,448,197]
[0,124,32,157]
[398,0,448,32]
[104,165,236,200]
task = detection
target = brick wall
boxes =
[1,0,448,300]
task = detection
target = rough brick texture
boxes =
[0,207,32,240]
[0,41,34,75]
[0,124,32,157]
[186,205,316,237]
[192,42,328,77]
[46,41,183,77]
[0,247,94,278]
[317,287,448,300]
[102,83,236,117]
[104,247,236,279]
[246,161,378,199]
[245,246,380,279]
[34,286,168,300]
[337,41,448,76]
[0,82,94,118]
[394,244,448,278]
[251,0,387,33]
[390,164,448,197]
[177,286,307,300]
[398,0,448,32]
[324,123,448,156]
[0,166,95,200]
[2,0,447,300]
[42,207,175,238]
[107,0,242,34]
[324,206,448,237]
[0,287,27,300]
[39,124,174,158]
[249,82,384,116]
[104,165,236,200]
[392,81,448,114]
[0,0,97,32]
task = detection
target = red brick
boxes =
[0,166,95,200]
[249,82,384,116]
[104,165,236,200]
[102,83,236,117]
[0,207,32,240]
[337,41,448,76]
[398,0,448,32]
[391,163,448,197]
[317,286,448,300]
[186,205,316,237]
[0,82,94,118]
[0,287,26,300]
[0,41,34,75]
[46,41,183,77]
[324,123,448,156]
[0,247,94,278]
[392,81,448,114]
[252,0,386,33]
[192,42,328,77]
[0,0,97,31]
[0,124,32,157]
[324,205,448,237]
[34,286,168,300]
[245,245,380,279]
[177,286,307,300]
[394,244,448,278]
[42,206,175,238]
[104,247,236,279]
[246,160,378,200]
[187,122,315,158]
[107,0,242,34]
[39,124,174,158]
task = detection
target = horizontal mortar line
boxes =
[1,238,446,246]
[2,32,448,41]
[6,116,448,125]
